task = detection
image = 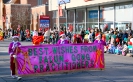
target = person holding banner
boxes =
[8,36,22,80]
[94,34,106,46]
[57,32,69,44]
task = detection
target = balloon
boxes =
[116,38,120,42]
[128,42,132,45]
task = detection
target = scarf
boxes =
[60,38,66,44]
[12,41,19,51]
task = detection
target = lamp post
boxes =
[58,0,67,31]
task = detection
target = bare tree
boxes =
[11,5,31,30]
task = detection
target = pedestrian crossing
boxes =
[0,51,8,52]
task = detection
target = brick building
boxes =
[4,4,31,30]
[1,0,53,31]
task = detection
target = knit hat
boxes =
[95,34,101,39]
[12,36,19,38]
[60,31,65,37]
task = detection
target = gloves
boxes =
[13,55,17,58]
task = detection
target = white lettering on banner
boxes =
[40,23,49,28]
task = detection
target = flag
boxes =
[58,6,63,17]
[69,24,73,32]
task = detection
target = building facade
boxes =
[4,4,31,30]
[0,0,4,30]
[49,0,133,33]
[0,0,53,31]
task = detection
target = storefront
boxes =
[49,0,133,33]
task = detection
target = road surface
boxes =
[0,40,133,82]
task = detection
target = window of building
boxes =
[53,11,57,18]
[87,7,98,30]
[67,10,74,32]
[38,0,43,6]
[53,10,66,18]
[75,9,85,33]
[100,5,114,32]
[115,2,133,31]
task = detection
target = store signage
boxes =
[40,15,50,28]
[88,10,103,19]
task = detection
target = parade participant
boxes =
[26,29,30,41]
[73,34,83,44]
[38,28,44,44]
[33,30,38,36]
[44,29,50,44]
[38,28,43,36]
[84,31,89,43]
[32,30,39,45]
[0,28,4,41]
[8,36,22,80]
[72,34,77,43]
[57,32,69,44]
[94,34,106,46]
[102,33,106,42]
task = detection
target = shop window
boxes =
[100,5,114,32]
[115,3,132,22]
[68,10,74,23]
[75,9,85,33]
[75,23,85,34]
[76,9,85,23]
[115,2,133,31]
[53,11,57,18]
[38,0,42,6]
[87,7,98,30]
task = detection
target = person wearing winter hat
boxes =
[94,34,106,46]
[8,36,22,80]
[57,32,69,44]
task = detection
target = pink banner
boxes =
[16,43,105,75]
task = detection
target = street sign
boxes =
[40,15,50,28]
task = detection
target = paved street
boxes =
[0,40,133,82]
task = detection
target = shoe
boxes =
[17,76,22,80]
[11,75,16,79]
